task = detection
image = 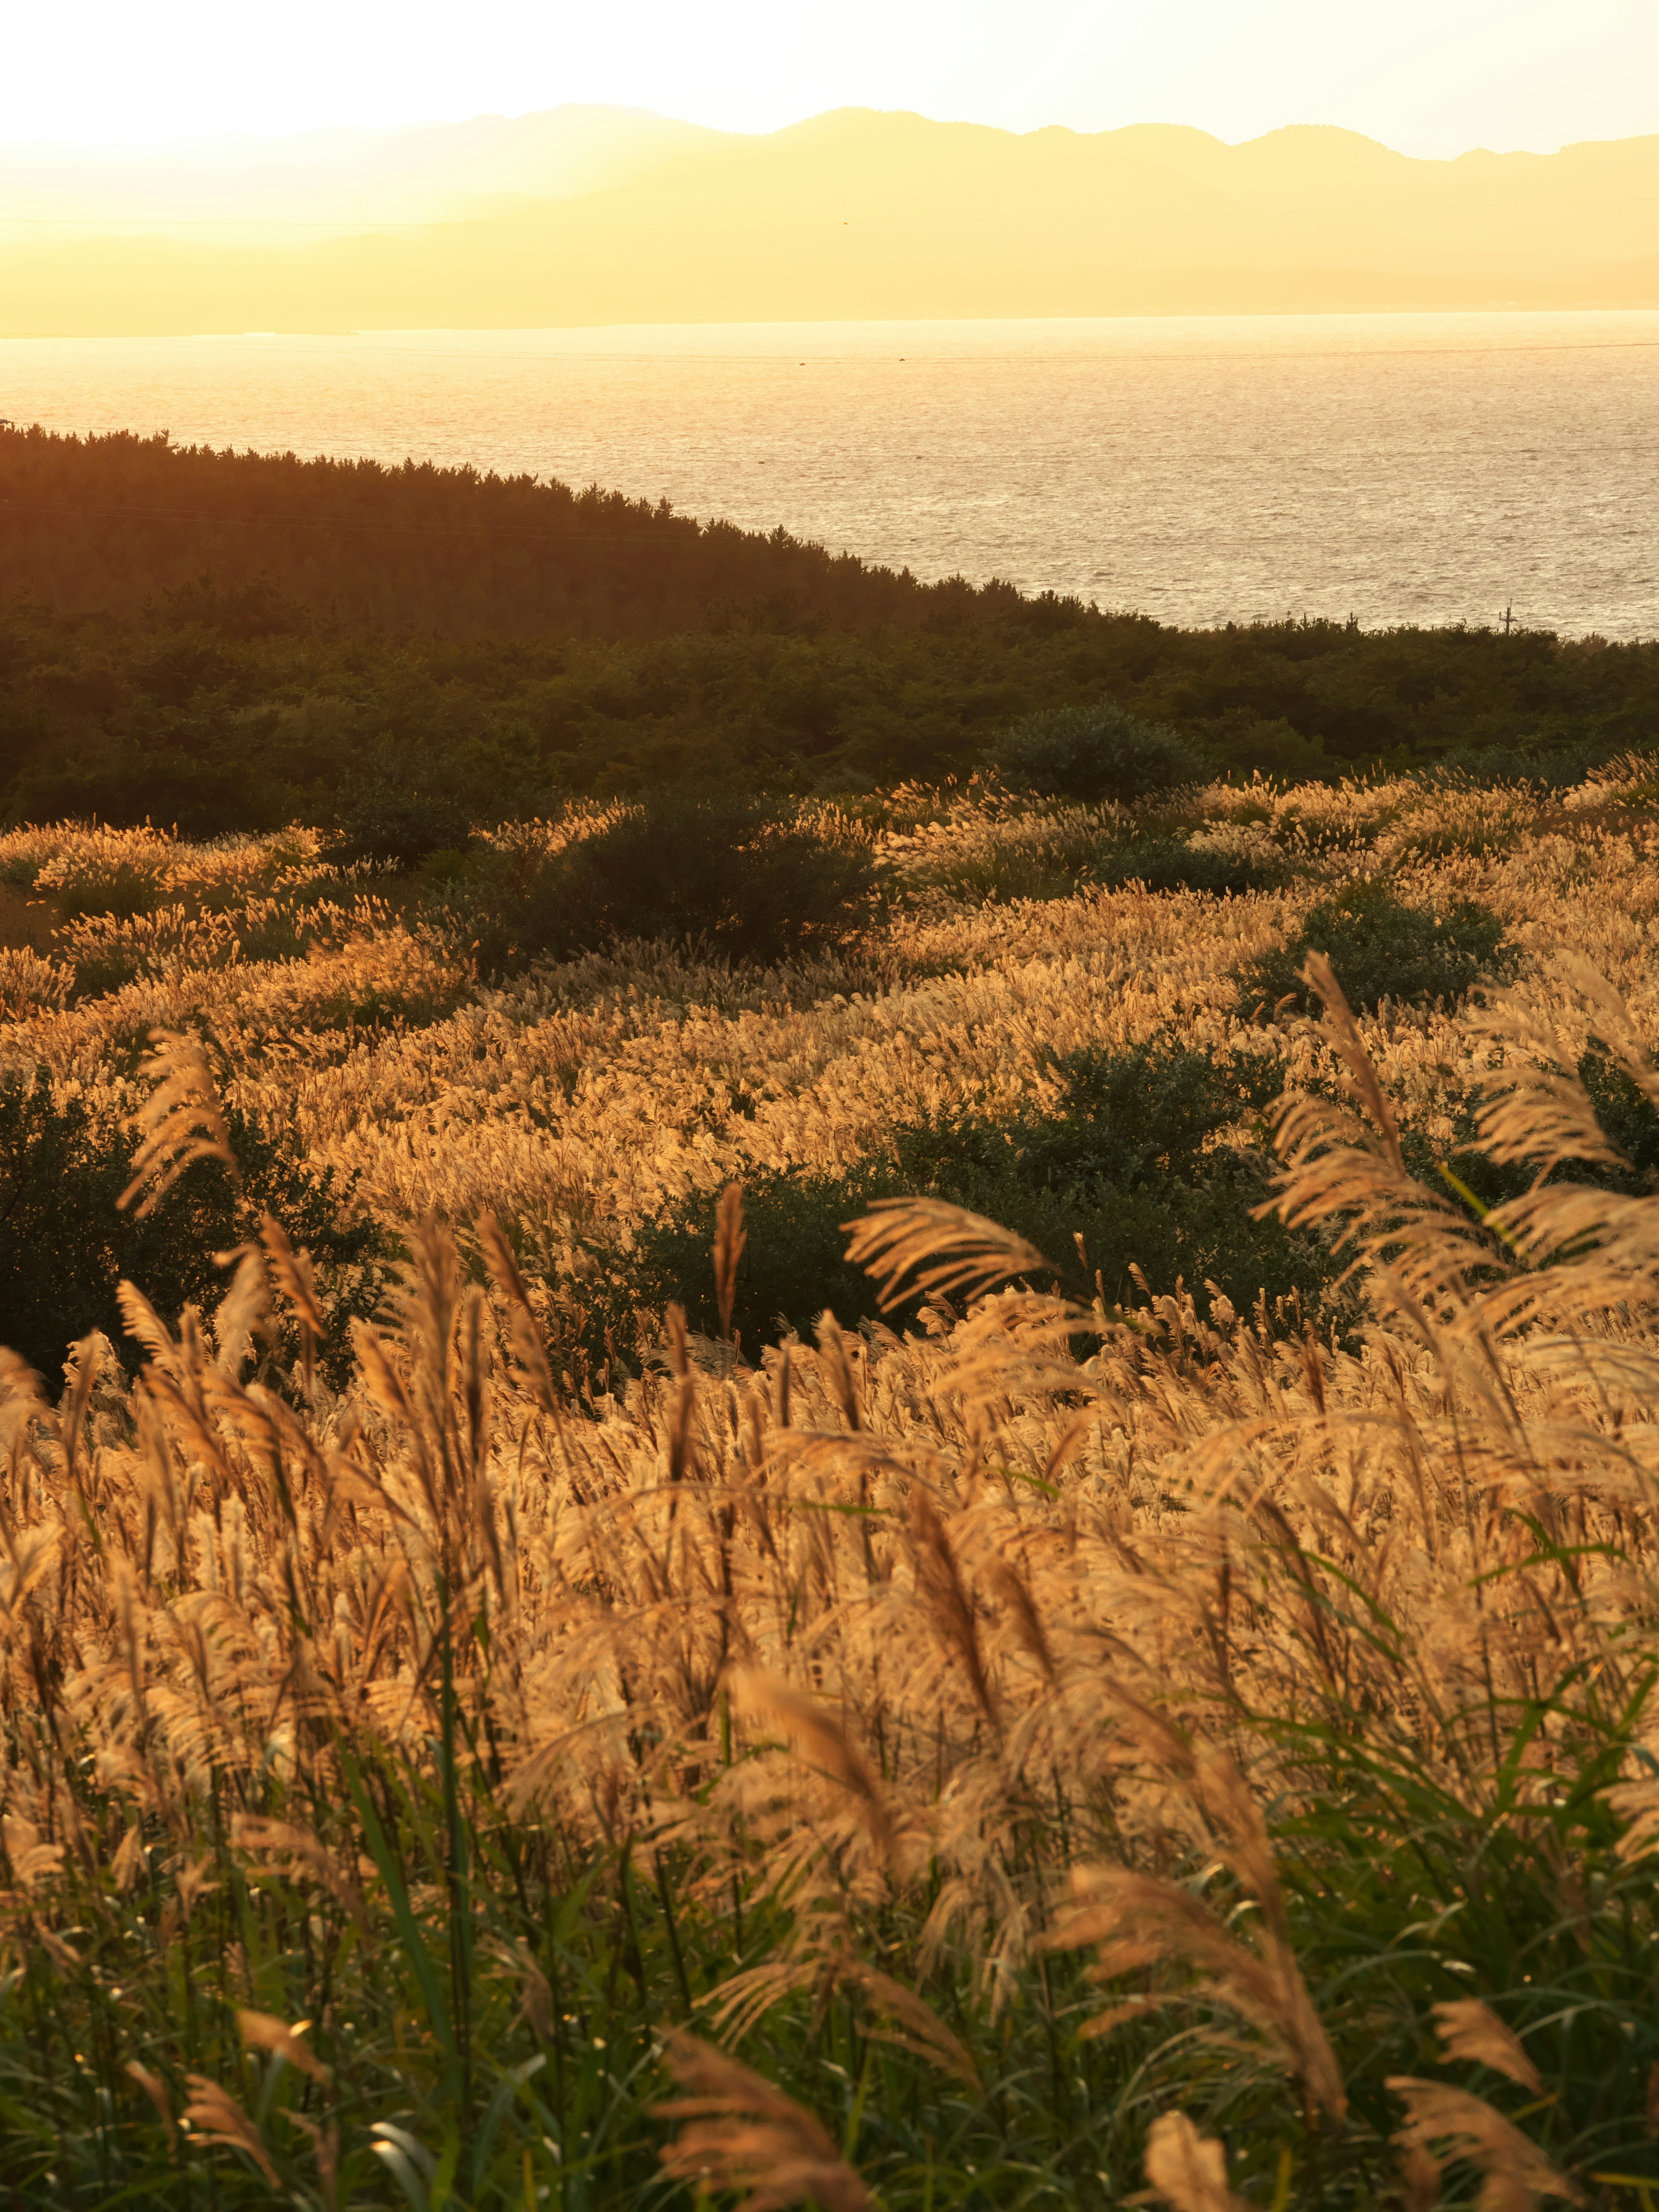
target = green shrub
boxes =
[1240,879,1515,1017]
[600,1158,906,1352]
[985,700,1204,803]
[900,818,1281,908]
[904,1039,1329,1318]
[1198,711,1333,782]
[464,786,878,973]
[1433,740,1608,788]
[910,846,1093,905]
[1579,1052,1659,1187]
[324,744,478,867]
[601,1039,1335,1355]
[0,1076,395,1382]
[1390,1052,1659,1261]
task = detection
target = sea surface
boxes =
[2,311,1656,638]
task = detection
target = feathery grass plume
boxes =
[1465,958,1659,1314]
[0,1346,49,1449]
[180,2074,279,2184]
[1473,956,1652,1180]
[118,1028,236,1219]
[726,1665,895,1861]
[833,1955,982,2090]
[1389,2079,1583,2212]
[655,2029,877,2212]
[1,1810,64,1895]
[1056,1753,1347,2125]
[211,1240,267,1379]
[843,1195,1054,1312]
[1064,1859,1346,2116]
[124,2059,174,2139]
[258,1211,319,1368]
[9,774,1659,2202]
[1266,951,1500,1319]
[702,1951,980,2088]
[1144,2111,1254,2212]
[230,1814,369,1929]
[909,1485,1000,1731]
[984,1553,1060,1688]
[715,1180,748,1341]
[477,1208,557,1411]
[237,2007,331,2084]
[287,2110,342,2212]
[0,947,72,1018]
[1433,2001,1545,2095]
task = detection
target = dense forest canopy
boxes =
[2,423,1655,829]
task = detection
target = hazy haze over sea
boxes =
[2,310,1654,638]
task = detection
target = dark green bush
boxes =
[463,786,878,973]
[601,1158,906,1352]
[905,1039,1328,1319]
[324,743,479,867]
[600,1039,1334,1355]
[1432,740,1607,788]
[1579,1052,1659,1188]
[1240,879,1515,1017]
[985,700,1204,803]
[1391,1051,1659,1262]
[0,1076,395,1383]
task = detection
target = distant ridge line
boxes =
[3,106,1659,335]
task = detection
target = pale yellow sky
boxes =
[3,0,1656,159]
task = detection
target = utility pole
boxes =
[1500,604,1516,636]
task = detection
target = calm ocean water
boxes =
[2,312,1655,638]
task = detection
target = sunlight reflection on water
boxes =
[1,311,1655,637]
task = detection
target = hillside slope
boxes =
[3,427,1657,831]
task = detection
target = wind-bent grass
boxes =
[5,772,1659,2207]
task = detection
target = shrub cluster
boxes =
[6,436,1653,833]
[1095,833,1284,897]
[0,1077,395,1382]
[604,1038,1334,1354]
[1240,879,1516,1016]
[456,787,878,972]
[984,699,1204,802]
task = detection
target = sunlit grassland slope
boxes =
[4,757,1659,2206]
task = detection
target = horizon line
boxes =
[5,102,1656,169]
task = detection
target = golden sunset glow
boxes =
[3,0,1656,150]
[3,7,1659,2208]
[3,107,1658,339]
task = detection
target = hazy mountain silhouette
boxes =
[1,104,1656,334]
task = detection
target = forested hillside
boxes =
[3,423,1657,830]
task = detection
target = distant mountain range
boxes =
[1,104,1656,334]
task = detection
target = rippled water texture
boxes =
[2,311,1655,636]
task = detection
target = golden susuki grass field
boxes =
[3,761,1659,2209]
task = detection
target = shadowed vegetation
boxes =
[0,1074,394,1382]
[1238,878,1517,1016]
[4,429,1658,832]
